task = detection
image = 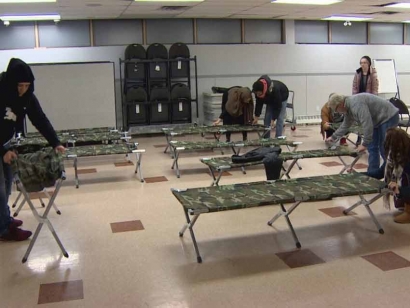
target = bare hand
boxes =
[388,181,399,194]
[324,122,331,130]
[252,116,260,125]
[3,150,17,164]
[54,145,66,154]
[325,136,334,143]
[356,144,367,153]
[213,119,221,126]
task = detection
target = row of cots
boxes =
[11,124,389,265]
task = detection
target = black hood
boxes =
[3,58,35,99]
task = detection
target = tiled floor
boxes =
[2,125,410,307]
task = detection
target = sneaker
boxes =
[9,217,23,229]
[0,228,32,241]
[340,138,348,146]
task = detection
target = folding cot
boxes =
[11,148,68,263]
[16,130,129,148]
[25,127,118,138]
[168,138,302,178]
[330,123,364,146]
[162,124,271,154]
[12,142,145,189]
[171,172,389,263]
[65,143,145,188]
[201,146,362,186]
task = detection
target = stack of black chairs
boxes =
[122,42,193,127]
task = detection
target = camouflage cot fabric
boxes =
[163,124,268,136]
[15,131,124,147]
[243,138,299,147]
[172,173,386,214]
[201,147,359,170]
[169,140,234,150]
[11,148,65,193]
[170,138,298,151]
[26,126,117,138]
[65,143,137,157]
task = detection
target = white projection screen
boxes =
[26,61,116,132]
[372,59,399,95]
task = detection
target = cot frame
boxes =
[65,143,145,188]
[162,125,271,155]
[172,176,388,263]
[203,150,362,186]
[169,139,303,178]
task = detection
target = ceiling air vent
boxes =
[159,6,190,11]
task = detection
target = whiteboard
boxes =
[372,59,398,95]
[26,62,116,132]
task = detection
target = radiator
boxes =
[294,115,321,125]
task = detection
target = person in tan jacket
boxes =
[213,86,254,142]
[352,55,379,145]
[320,100,347,146]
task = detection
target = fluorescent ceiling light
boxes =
[384,3,410,9]
[0,0,56,3]
[271,0,343,5]
[0,14,60,21]
[322,15,373,21]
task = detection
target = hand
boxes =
[388,181,400,194]
[356,144,367,153]
[324,122,331,130]
[54,145,66,154]
[213,119,221,126]
[252,116,259,125]
[3,150,17,164]
[325,136,334,143]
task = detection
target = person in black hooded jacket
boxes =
[0,58,65,241]
[252,75,289,138]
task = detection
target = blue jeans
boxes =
[0,162,12,236]
[275,99,288,138]
[264,100,287,138]
[367,113,399,173]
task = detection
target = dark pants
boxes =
[0,162,13,236]
[325,129,335,139]
[223,114,247,142]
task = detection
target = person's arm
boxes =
[353,103,373,147]
[331,114,354,141]
[321,105,331,129]
[254,97,263,117]
[26,95,61,148]
[352,74,359,95]
[371,70,379,95]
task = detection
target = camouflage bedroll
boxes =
[172,173,385,213]
[12,148,65,192]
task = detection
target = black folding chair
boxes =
[390,97,410,132]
